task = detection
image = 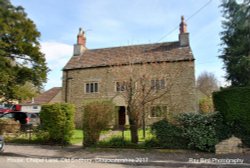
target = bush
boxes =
[98,136,137,148]
[144,138,160,148]
[199,97,214,113]
[151,120,188,149]
[0,118,20,134]
[40,103,75,144]
[213,87,250,146]
[82,100,116,146]
[178,112,223,152]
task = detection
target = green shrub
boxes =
[178,112,222,152]
[0,118,20,134]
[199,97,214,113]
[213,87,250,146]
[82,100,116,146]
[144,138,160,148]
[40,103,75,144]
[98,136,136,148]
[35,130,50,142]
[151,120,188,149]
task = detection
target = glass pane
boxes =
[116,82,120,91]
[86,83,90,93]
[95,83,98,92]
[151,80,155,89]
[160,79,165,89]
[90,83,94,92]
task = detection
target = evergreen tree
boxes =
[220,0,250,86]
[0,0,48,101]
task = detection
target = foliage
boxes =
[13,82,39,102]
[0,0,48,100]
[199,97,214,113]
[0,118,20,134]
[4,129,83,144]
[197,71,219,97]
[35,130,50,142]
[177,112,226,152]
[220,0,250,86]
[143,138,160,148]
[98,136,137,148]
[82,100,116,146]
[213,86,250,146]
[151,120,188,149]
[40,103,75,145]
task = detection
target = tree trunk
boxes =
[129,119,138,143]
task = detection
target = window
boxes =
[151,79,165,90]
[33,106,38,109]
[85,82,99,93]
[1,112,15,119]
[150,106,167,118]
[116,81,126,92]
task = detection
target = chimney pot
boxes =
[74,27,87,56]
[179,16,189,46]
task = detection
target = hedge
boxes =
[213,87,250,146]
[178,112,228,152]
[151,112,228,152]
[82,100,116,146]
[40,103,75,144]
[0,118,20,134]
[151,120,187,149]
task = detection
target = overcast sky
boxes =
[11,0,227,90]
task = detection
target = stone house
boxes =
[21,87,62,113]
[62,16,197,128]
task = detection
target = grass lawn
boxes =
[4,132,42,144]
[5,129,84,145]
[123,128,154,141]
[4,128,154,147]
[97,128,155,148]
[70,129,83,144]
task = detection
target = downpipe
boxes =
[0,135,4,152]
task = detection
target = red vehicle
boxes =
[0,104,22,114]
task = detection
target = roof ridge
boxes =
[87,41,179,51]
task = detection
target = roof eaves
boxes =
[63,58,195,71]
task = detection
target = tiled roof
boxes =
[23,87,62,104]
[63,41,194,70]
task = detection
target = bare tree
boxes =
[197,71,219,97]
[197,71,219,113]
[110,53,185,143]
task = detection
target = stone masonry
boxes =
[62,16,197,128]
[215,136,243,154]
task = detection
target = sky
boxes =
[11,0,228,90]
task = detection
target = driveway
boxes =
[1,143,250,168]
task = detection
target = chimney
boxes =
[179,16,189,47]
[73,28,87,56]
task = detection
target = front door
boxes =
[118,106,126,126]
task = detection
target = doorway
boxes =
[118,106,126,126]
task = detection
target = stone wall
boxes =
[215,136,243,154]
[62,61,197,128]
